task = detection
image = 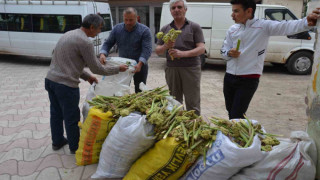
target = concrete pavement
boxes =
[0,53,311,179]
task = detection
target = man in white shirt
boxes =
[220,0,320,119]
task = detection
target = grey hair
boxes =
[169,0,187,9]
[123,7,138,16]
[81,14,105,29]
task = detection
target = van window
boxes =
[265,9,297,21]
[0,13,8,30]
[265,9,310,40]
[100,14,112,32]
[7,14,32,32]
[33,14,81,33]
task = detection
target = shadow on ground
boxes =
[0,54,51,66]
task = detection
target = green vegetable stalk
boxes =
[236,39,241,51]
[156,28,182,60]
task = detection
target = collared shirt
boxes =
[221,18,310,75]
[157,19,205,67]
[100,22,152,64]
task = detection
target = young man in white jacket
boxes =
[220,0,320,119]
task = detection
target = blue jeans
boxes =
[45,78,80,151]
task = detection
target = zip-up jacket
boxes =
[221,18,310,75]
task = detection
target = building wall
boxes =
[104,0,274,50]
[107,0,230,5]
[263,0,304,18]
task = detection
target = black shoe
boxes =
[52,138,68,151]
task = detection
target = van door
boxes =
[210,5,234,58]
[262,8,303,63]
[184,4,213,57]
[209,4,260,59]
[7,13,34,55]
[0,13,10,53]
[32,14,82,57]
[87,2,113,56]
[32,14,63,57]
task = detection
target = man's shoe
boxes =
[52,138,68,151]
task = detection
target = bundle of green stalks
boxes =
[147,101,219,162]
[87,85,170,119]
[87,86,280,165]
[209,116,281,151]
[88,86,218,162]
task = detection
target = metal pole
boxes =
[306,0,320,179]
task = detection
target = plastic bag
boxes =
[82,82,96,121]
[182,131,265,180]
[91,113,155,179]
[82,57,137,120]
[230,131,317,180]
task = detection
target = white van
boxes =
[0,0,112,57]
[160,3,315,75]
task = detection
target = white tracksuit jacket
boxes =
[220,18,310,75]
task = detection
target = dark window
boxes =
[0,13,8,30]
[7,14,32,32]
[33,14,81,33]
[100,14,112,32]
[265,9,297,21]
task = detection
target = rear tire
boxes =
[286,51,313,75]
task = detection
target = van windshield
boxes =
[100,14,112,32]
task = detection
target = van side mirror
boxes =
[287,31,311,40]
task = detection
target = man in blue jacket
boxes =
[99,7,152,93]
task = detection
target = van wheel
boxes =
[200,54,206,69]
[287,51,313,75]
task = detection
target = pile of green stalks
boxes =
[210,116,281,151]
[88,86,280,164]
[88,85,170,119]
[87,86,219,163]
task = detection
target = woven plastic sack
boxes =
[76,108,115,165]
[92,113,155,178]
[124,137,197,180]
[230,131,317,180]
[182,131,264,180]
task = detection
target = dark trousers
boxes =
[223,73,259,119]
[133,63,148,93]
[45,78,80,151]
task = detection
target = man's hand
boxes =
[88,76,98,85]
[99,54,107,65]
[228,48,241,58]
[164,40,175,49]
[168,49,185,59]
[307,8,320,26]
[119,64,128,72]
[133,61,144,73]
